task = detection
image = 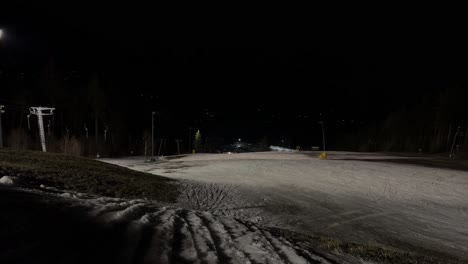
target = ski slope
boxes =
[104,152,468,260]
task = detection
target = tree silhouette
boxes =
[194,130,202,153]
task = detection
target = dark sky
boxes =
[1,3,467,146]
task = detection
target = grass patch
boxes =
[338,157,468,172]
[265,227,467,264]
[0,148,178,202]
[387,158,468,172]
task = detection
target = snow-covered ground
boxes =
[269,146,298,152]
[103,152,468,260]
[1,186,370,264]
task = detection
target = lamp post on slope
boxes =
[151,111,155,161]
[318,121,326,153]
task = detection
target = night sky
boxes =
[1,4,467,148]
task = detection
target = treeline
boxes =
[336,86,467,155]
[2,60,468,157]
[0,60,192,157]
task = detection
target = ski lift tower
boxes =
[30,107,55,152]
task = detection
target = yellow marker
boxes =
[319,152,327,160]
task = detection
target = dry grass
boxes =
[0,148,178,202]
[265,227,468,264]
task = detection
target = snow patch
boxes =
[59,192,75,198]
[269,146,298,152]
[0,176,17,186]
[102,151,468,258]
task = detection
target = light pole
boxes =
[449,126,461,158]
[104,125,108,143]
[0,105,4,148]
[175,139,182,155]
[84,123,88,139]
[47,120,51,136]
[318,121,326,152]
[0,33,4,146]
[27,114,31,131]
[188,127,192,153]
[151,111,155,161]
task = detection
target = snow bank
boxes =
[0,176,18,186]
[59,192,76,198]
[5,187,340,264]
[269,146,298,152]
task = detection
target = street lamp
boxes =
[318,122,326,152]
[27,114,31,131]
[188,127,192,153]
[0,105,4,148]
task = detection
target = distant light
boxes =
[0,29,3,39]
[238,138,241,142]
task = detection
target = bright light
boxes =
[0,29,3,39]
[238,138,241,142]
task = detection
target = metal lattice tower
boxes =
[30,107,55,152]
